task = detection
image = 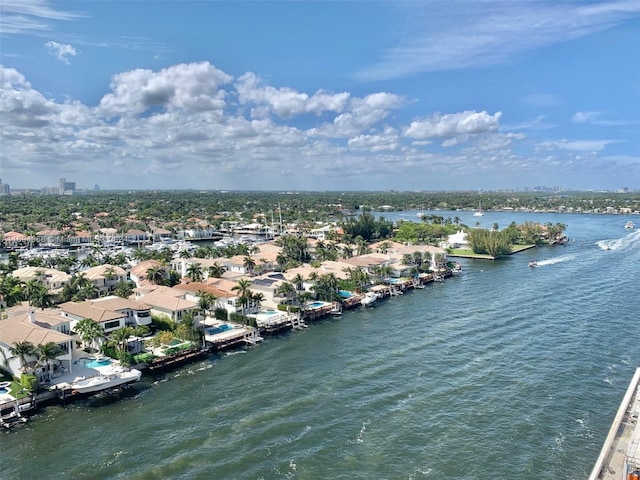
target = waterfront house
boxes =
[2,231,29,249]
[343,253,391,274]
[0,307,74,381]
[136,289,198,323]
[130,260,168,287]
[445,230,469,249]
[12,266,70,293]
[83,264,128,296]
[172,282,239,316]
[66,230,93,248]
[124,229,149,245]
[59,301,127,335]
[308,224,336,241]
[89,296,152,327]
[35,228,63,247]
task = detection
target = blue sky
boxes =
[1,0,638,191]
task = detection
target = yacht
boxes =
[361,292,378,307]
[473,201,484,217]
[70,368,142,394]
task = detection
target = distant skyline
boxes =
[1,1,639,191]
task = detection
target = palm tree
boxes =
[186,262,204,282]
[109,327,134,364]
[9,341,36,372]
[145,266,166,285]
[341,244,354,259]
[74,318,105,352]
[196,291,217,316]
[207,262,225,278]
[251,292,265,312]
[231,278,252,315]
[114,280,135,298]
[291,273,305,292]
[0,275,25,307]
[378,241,391,254]
[243,256,256,275]
[35,342,64,382]
[275,282,296,305]
[26,280,54,310]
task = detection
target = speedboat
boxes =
[71,368,142,394]
[625,221,635,229]
[528,260,538,268]
[361,292,378,307]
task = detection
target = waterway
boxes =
[1,211,639,479]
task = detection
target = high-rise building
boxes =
[0,178,10,195]
[59,177,76,194]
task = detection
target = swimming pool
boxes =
[76,357,112,368]
[260,310,280,316]
[307,301,330,309]
[0,387,9,395]
[338,290,353,298]
[205,324,233,335]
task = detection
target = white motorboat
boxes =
[70,368,142,394]
[361,292,378,307]
[473,200,484,217]
[625,221,635,229]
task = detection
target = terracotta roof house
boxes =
[59,301,127,334]
[130,260,167,287]
[89,296,152,327]
[12,266,70,292]
[36,229,63,247]
[136,290,198,322]
[83,264,128,296]
[2,231,28,247]
[0,308,74,381]
[172,282,240,315]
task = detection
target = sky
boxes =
[0,0,639,192]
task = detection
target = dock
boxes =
[590,367,640,480]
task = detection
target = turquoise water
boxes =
[307,301,329,308]
[205,324,232,335]
[85,359,112,369]
[2,212,639,479]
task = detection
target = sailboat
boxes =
[473,201,484,217]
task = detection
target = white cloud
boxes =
[404,111,502,139]
[348,127,400,152]
[236,72,350,118]
[538,139,618,152]
[354,0,640,81]
[310,92,405,138]
[1,0,80,35]
[98,62,233,117]
[1,62,630,190]
[572,111,627,126]
[45,41,77,64]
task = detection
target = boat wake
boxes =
[535,254,576,267]
[596,229,640,251]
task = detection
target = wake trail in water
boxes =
[596,229,640,251]
[536,254,576,267]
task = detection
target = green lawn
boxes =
[449,244,536,260]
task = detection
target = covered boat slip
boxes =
[590,368,640,480]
